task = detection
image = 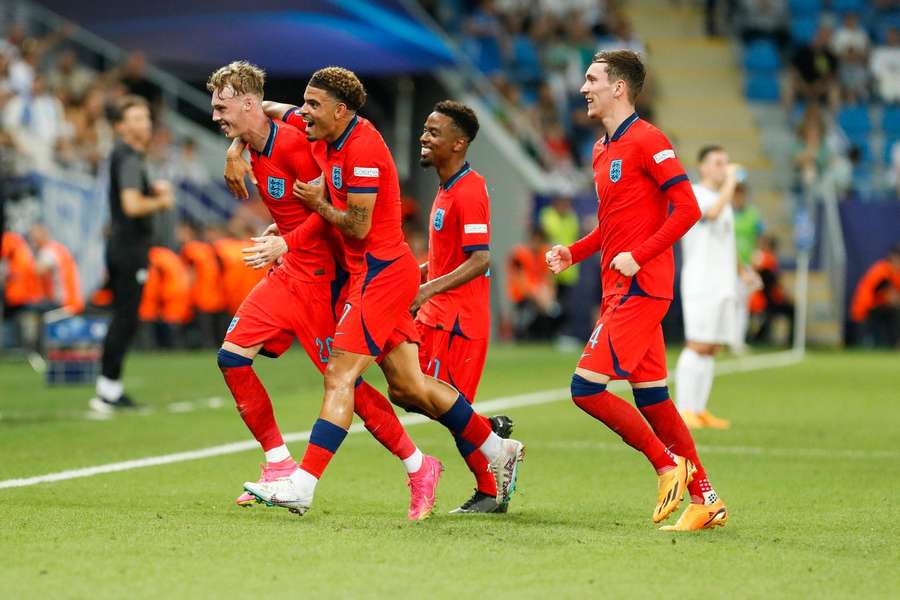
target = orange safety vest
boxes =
[213,238,265,315]
[1,232,42,306]
[507,244,550,304]
[850,259,900,322]
[180,240,226,314]
[139,247,192,324]
[39,240,84,313]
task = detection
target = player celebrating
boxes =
[414,100,513,513]
[239,67,525,517]
[208,61,442,521]
[675,145,745,430]
[546,51,727,531]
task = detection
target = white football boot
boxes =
[488,438,525,505]
[243,476,314,516]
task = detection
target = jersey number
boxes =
[315,336,334,364]
[588,324,603,349]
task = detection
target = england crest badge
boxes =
[433,208,445,231]
[267,176,285,199]
[609,159,622,183]
[332,165,343,189]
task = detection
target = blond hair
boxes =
[207,61,266,98]
[308,66,366,111]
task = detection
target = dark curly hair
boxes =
[308,66,367,112]
[433,100,479,142]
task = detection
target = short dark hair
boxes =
[308,66,366,112]
[697,144,725,163]
[433,100,479,142]
[111,95,150,123]
[592,50,645,103]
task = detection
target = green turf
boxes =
[1,346,898,598]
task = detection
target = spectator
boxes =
[849,245,900,348]
[750,235,794,345]
[29,223,83,314]
[46,49,94,104]
[507,227,559,340]
[737,0,790,50]
[177,220,226,348]
[3,73,68,170]
[792,104,831,189]
[114,52,161,107]
[831,12,870,57]
[785,25,839,110]
[172,138,211,187]
[870,26,900,103]
[597,13,645,55]
[539,195,579,300]
[1,230,42,314]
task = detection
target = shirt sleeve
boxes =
[117,151,144,191]
[641,129,688,191]
[343,137,383,194]
[281,107,306,132]
[457,181,491,253]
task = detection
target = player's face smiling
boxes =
[580,62,615,119]
[300,85,339,142]
[419,112,454,168]
[211,87,242,138]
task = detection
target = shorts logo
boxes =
[433,208,445,231]
[267,176,286,199]
[227,317,240,333]
[609,159,622,183]
[331,166,343,189]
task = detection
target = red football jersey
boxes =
[571,113,699,299]
[286,111,406,273]
[250,118,333,282]
[417,163,491,340]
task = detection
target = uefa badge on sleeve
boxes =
[609,159,622,183]
[267,176,285,199]
[332,166,343,189]
[433,208,445,231]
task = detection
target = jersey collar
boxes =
[603,112,640,145]
[441,162,472,191]
[330,115,359,151]
[260,119,278,158]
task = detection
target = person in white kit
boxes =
[675,145,741,430]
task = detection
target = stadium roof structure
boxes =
[38,0,457,75]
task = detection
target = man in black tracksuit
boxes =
[90,95,173,412]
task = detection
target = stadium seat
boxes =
[744,73,781,102]
[510,34,542,84]
[837,105,872,138]
[790,17,819,45]
[788,0,821,17]
[743,40,781,72]
[881,106,900,138]
[831,0,865,14]
[462,35,504,75]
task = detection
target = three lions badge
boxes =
[267,176,285,199]
[609,159,622,183]
[433,208,445,231]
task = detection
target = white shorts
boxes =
[683,296,735,345]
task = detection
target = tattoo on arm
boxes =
[314,198,372,239]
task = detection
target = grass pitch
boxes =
[1,345,898,598]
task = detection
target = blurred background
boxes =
[1,0,898,379]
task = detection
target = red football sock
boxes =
[221,365,284,452]
[464,449,497,496]
[354,381,417,460]
[638,395,711,501]
[573,388,676,472]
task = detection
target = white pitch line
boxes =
[0,351,803,491]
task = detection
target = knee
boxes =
[323,363,358,396]
[570,374,606,408]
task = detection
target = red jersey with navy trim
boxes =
[577,113,699,300]
[417,163,491,340]
[286,110,406,273]
[250,118,333,282]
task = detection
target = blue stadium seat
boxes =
[744,73,781,102]
[510,34,542,84]
[788,0,821,17]
[743,40,781,71]
[790,17,819,45]
[882,106,900,138]
[837,105,872,138]
[462,35,503,75]
[831,0,865,14]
